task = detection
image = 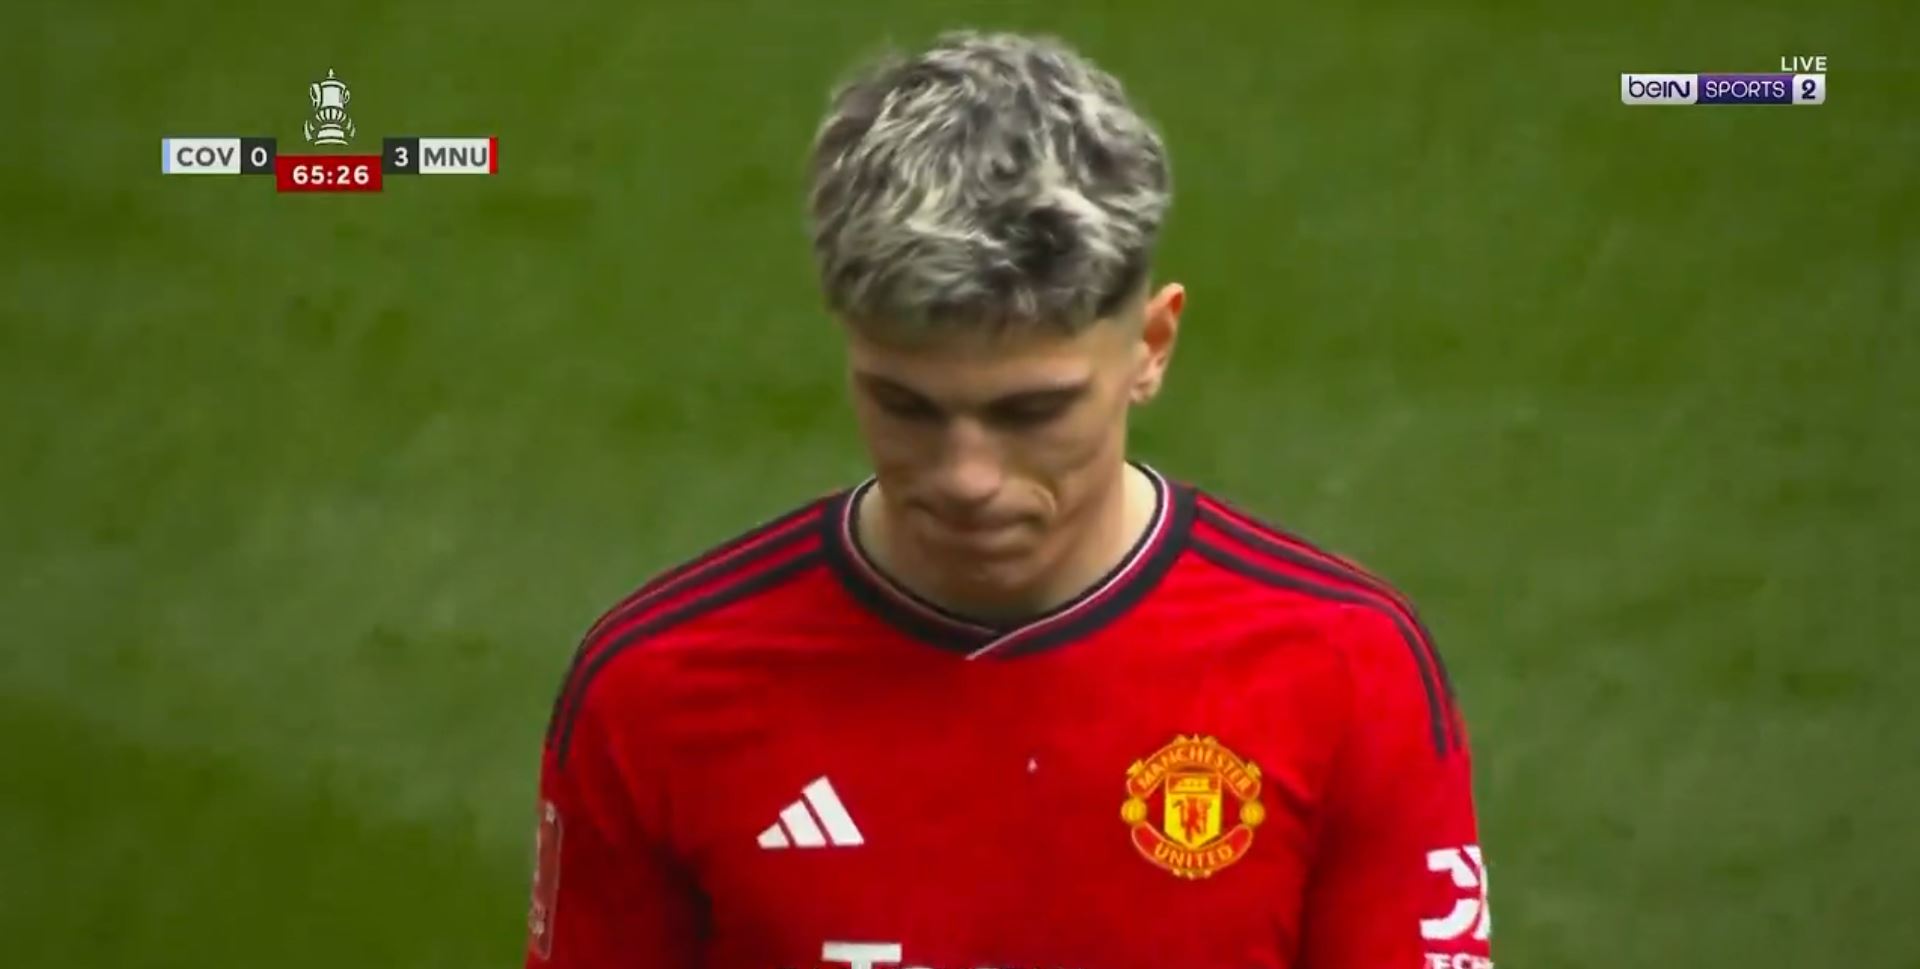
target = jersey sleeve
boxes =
[1298,605,1494,969]
[526,679,705,968]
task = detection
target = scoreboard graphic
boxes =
[160,68,495,192]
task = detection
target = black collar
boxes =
[821,462,1194,659]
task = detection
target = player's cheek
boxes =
[848,403,907,454]
[1011,411,1110,497]
[863,419,945,481]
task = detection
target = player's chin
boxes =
[944,536,1057,592]
[944,553,1048,602]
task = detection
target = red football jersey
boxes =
[529,467,1493,969]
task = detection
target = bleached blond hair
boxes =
[808,31,1172,336]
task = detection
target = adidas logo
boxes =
[757,776,864,850]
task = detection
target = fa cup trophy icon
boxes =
[304,68,357,146]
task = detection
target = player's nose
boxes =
[926,421,1004,512]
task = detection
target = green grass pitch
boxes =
[3,0,1916,965]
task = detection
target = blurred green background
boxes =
[5,0,1916,965]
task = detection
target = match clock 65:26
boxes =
[274,155,383,193]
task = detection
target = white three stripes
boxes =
[758,777,863,849]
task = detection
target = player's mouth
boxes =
[922,514,1030,554]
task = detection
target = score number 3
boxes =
[382,137,420,175]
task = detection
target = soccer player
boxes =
[528,31,1493,969]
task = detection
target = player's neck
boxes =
[859,462,1155,625]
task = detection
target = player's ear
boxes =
[1130,283,1184,404]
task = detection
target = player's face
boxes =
[844,285,1182,600]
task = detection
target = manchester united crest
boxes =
[1121,735,1265,879]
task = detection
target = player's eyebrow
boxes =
[852,373,938,406]
[852,372,1092,411]
[982,381,1091,412]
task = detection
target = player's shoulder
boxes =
[1183,484,1463,756]
[576,491,838,650]
[543,490,839,750]
[1184,485,1426,620]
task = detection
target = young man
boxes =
[529,31,1492,969]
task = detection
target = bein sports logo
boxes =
[1620,73,1696,105]
[1421,845,1491,943]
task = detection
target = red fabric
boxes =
[528,486,1492,969]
